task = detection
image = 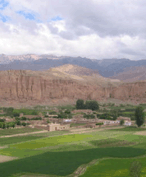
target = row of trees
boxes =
[77,100,145,127]
[76,99,99,110]
[0,122,15,129]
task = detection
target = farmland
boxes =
[0,126,146,177]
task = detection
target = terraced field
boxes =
[0,127,146,177]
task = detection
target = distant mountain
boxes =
[1,54,146,80]
[111,66,146,82]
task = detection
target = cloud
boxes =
[0,0,146,59]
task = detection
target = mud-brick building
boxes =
[48,123,70,131]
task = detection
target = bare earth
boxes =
[0,155,17,163]
[0,130,48,138]
[134,131,146,136]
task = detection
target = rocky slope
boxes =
[0,65,145,106]
[111,66,146,82]
[1,54,146,79]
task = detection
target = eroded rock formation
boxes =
[0,69,145,106]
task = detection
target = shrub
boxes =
[0,119,5,122]
[2,123,6,129]
[12,113,20,117]
[53,116,58,118]
[3,107,14,116]
[47,119,50,123]
[6,123,10,129]
[0,122,4,128]
[57,112,68,119]
[22,122,27,126]
[21,117,27,120]
[96,122,104,126]
[16,120,21,125]
[10,122,16,128]
[64,110,71,114]
[97,113,112,120]
[49,111,57,115]
[83,114,95,119]
[30,117,42,120]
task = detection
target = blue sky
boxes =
[17,11,36,20]
[0,0,9,22]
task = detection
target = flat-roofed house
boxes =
[48,123,70,131]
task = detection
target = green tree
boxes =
[135,106,145,127]
[76,99,85,109]
[111,110,118,120]
[130,161,142,177]
[120,119,124,126]
[85,100,99,111]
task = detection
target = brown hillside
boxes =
[0,66,145,106]
[111,66,146,82]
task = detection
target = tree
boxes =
[76,99,85,109]
[85,100,99,111]
[135,106,145,127]
[130,161,142,177]
[120,119,124,126]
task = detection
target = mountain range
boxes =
[0,64,146,107]
[0,54,146,82]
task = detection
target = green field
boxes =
[0,127,43,136]
[0,127,146,176]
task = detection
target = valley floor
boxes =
[0,126,146,177]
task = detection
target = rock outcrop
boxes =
[0,68,145,106]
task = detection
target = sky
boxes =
[0,0,146,60]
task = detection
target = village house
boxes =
[48,123,70,131]
[117,116,132,126]
[117,116,131,121]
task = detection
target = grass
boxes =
[0,127,146,176]
[0,135,44,146]
[110,126,146,131]
[70,123,86,127]
[34,130,70,137]
[0,147,145,177]
[80,157,146,177]
[11,134,93,149]
[13,108,38,115]
[0,127,43,136]
[89,138,136,148]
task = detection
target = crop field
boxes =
[0,127,146,177]
[0,127,43,136]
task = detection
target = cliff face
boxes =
[0,70,104,102]
[0,70,146,106]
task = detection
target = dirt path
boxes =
[134,131,146,136]
[0,130,48,138]
[0,155,17,163]
[69,126,124,134]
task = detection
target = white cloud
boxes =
[0,0,146,59]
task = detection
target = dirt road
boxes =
[0,130,48,138]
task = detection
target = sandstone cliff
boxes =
[0,67,145,106]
